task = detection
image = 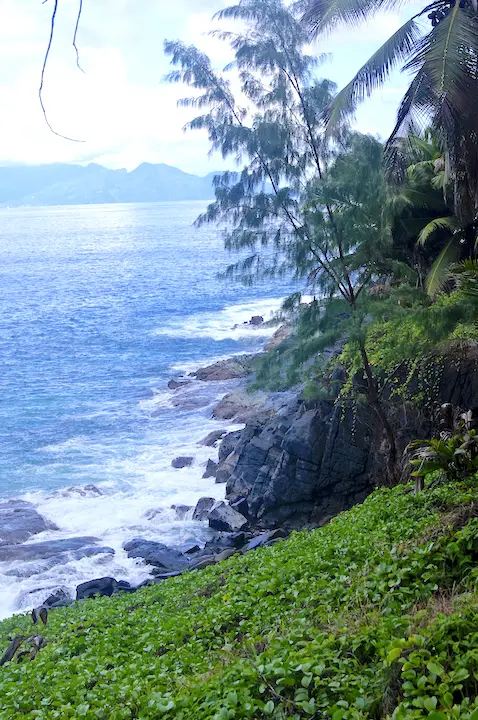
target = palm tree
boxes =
[300,0,478,228]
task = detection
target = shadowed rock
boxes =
[171,456,194,469]
[192,497,216,521]
[124,539,189,572]
[208,502,248,532]
[198,429,227,447]
[0,501,52,546]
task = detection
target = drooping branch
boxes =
[73,0,85,73]
[39,0,85,142]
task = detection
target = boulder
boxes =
[202,459,218,479]
[199,429,227,447]
[171,456,194,469]
[182,544,201,555]
[192,497,216,521]
[43,588,72,609]
[230,497,249,518]
[242,529,288,553]
[219,430,243,462]
[249,315,264,326]
[215,454,238,484]
[151,569,185,580]
[76,577,125,600]
[190,556,217,571]
[168,379,193,390]
[172,504,192,519]
[264,324,292,351]
[143,508,164,520]
[124,539,188,572]
[0,537,114,563]
[193,355,257,382]
[208,502,248,532]
[213,391,272,424]
[0,501,52,546]
[200,532,247,557]
[215,548,237,562]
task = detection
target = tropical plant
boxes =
[409,410,478,491]
[165,0,403,479]
[300,0,478,227]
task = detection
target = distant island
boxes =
[0,162,220,206]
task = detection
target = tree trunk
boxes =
[359,345,398,485]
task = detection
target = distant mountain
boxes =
[0,162,221,206]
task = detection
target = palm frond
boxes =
[417,215,458,245]
[324,17,421,131]
[301,0,387,35]
[425,239,457,297]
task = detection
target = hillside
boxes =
[1,477,477,719]
[0,163,218,206]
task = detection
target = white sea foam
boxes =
[152,297,284,342]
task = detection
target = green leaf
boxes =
[427,661,445,677]
[264,700,274,715]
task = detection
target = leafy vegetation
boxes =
[1,478,477,718]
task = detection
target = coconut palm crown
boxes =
[300,0,478,226]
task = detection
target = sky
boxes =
[0,0,419,175]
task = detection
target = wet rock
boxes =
[215,454,238,484]
[219,430,243,462]
[124,538,188,572]
[250,315,264,326]
[171,456,194,469]
[193,355,256,381]
[0,501,52,546]
[76,577,125,600]
[199,429,227,447]
[213,391,272,423]
[208,502,248,532]
[190,555,216,571]
[202,532,247,555]
[202,459,218,479]
[151,569,186,580]
[143,508,164,521]
[192,497,216,521]
[264,324,292,351]
[172,504,192,519]
[168,379,193,390]
[183,544,201,555]
[58,485,103,498]
[43,588,72,609]
[215,548,237,562]
[230,497,249,518]
[242,529,288,553]
[0,537,114,563]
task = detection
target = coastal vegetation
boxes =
[1,476,478,718]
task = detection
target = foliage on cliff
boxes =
[1,476,478,719]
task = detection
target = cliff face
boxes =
[224,347,478,529]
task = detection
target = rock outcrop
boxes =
[0,501,53,546]
[223,348,478,529]
[171,456,194,469]
[192,355,258,381]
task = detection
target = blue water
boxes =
[0,201,294,616]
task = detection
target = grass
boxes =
[0,478,477,719]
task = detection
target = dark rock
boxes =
[215,548,237,562]
[242,529,288,553]
[0,537,114,563]
[250,315,264,326]
[183,544,201,555]
[202,459,218,479]
[143,508,164,520]
[168,379,193,390]
[76,577,119,600]
[200,532,247,556]
[190,555,216,571]
[171,456,194,469]
[199,429,227,447]
[43,588,72,609]
[219,430,243,462]
[215,454,238,484]
[0,501,52,546]
[116,580,135,594]
[124,538,188,572]
[172,504,192,519]
[151,569,186,580]
[208,502,248,532]
[192,497,216,521]
[230,497,249,518]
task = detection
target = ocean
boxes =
[0,200,295,618]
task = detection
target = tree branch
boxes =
[40,0,84,142]
[73,0,85,73]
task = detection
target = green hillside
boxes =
[1,478,477,719]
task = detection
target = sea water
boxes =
[0,201,295,618]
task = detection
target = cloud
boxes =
[0,0,420,173]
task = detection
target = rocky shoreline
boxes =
[3,319,478,616]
